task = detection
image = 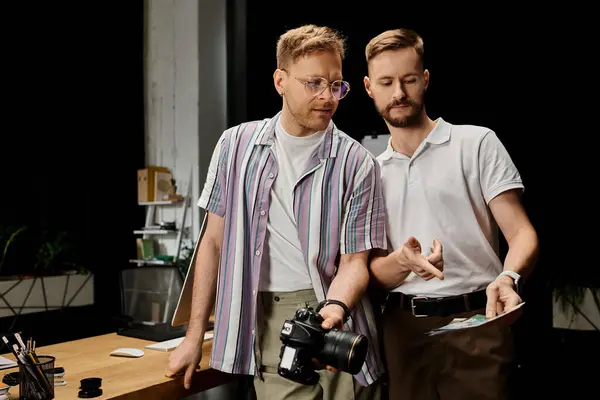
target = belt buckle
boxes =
[410,296,428,317]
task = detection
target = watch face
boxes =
[515,279,522,294]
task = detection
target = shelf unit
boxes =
[129,173,192,267]
[132,229,177,235]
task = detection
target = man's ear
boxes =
[363,76,374,99]
[273,69,285,96]
[424,69,430,91]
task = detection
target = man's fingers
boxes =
[504,295,521,311]
[405,236,422,252]
[432,239,442,254]
[321,317,334,330]
[426,253,443,270]
[496,301,504,315]
[312,358,338,372]
[165,368,178,378]
[184,364,195,390]
[486,286,499,318]
[427,240,443,269]
[165,359,183,378]
[418,260,443,279]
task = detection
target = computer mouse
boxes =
[110,348,144,358]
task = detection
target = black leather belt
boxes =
[386,289,487,317]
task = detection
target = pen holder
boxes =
[19,355,55,400]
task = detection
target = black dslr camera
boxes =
[277,302,368,385]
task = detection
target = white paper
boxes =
[426,302,526,336]
[0,355,17,370]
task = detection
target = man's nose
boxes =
[392,82,406,100]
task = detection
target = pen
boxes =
[24,348,53,396]
[18,334,41,363]
[14,333,26,351]
[1,336,19,360]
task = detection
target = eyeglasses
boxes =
[281,69,351,100]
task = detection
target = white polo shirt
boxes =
[377,118,524,297]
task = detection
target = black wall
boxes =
[1,2,146,338]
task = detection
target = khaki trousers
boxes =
[254,289,381,400]
[382,300,515,400]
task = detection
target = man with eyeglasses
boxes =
[166,24,387,400]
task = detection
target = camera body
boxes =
[277,306,368,385]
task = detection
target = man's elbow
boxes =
[203,237,221,256]
[202,212,225,253]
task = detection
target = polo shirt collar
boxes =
[378,117,451,161]
[425,117,451,145]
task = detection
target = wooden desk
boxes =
[2,332,231,399]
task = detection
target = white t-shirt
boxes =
[377,118,524,297]
[258,122,326,291]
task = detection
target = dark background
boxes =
[1,1,597,398]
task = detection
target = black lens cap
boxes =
[78,388,103,398]
[80,377,101,389]
[78,377,102,398]
[2,371,18,386]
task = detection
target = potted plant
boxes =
[552,275,600,331]
[0,224,94,320]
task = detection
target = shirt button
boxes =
[268,173,274,179]
[255,250,261,256]
[253,290,256,295]
[260,210,266,216]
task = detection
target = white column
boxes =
[144,0,227,256]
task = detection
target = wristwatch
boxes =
[316,299,352,324]
[497,270,522,294]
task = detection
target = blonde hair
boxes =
[276,24,346,69]
[365,28,424,67]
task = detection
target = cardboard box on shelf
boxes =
[154,170,174,202]
[137,165,171,202]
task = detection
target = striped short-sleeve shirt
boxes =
[198,112,387,386]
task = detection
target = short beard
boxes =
[285,95,332,132]
[378,98,423,128]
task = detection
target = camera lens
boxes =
[319,330,368,375]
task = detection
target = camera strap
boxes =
[316,299,352,324]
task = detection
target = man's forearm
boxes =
[370,254,410,290]
[502,225,539,281]
[186,239,220,342]
[327,258,370,310]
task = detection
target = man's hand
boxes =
[165,335,204,390]
[313,304,346,372]
[318,304,345,330]
[394,237,444,281]
[485,275,522,319]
